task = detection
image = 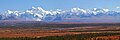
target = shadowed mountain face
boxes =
[0,7,120,23]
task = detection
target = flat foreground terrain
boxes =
[0,26,120,38]
[0,23,120,40]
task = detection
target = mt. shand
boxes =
[0,7,120,23]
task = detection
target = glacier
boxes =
[0,7,120,23]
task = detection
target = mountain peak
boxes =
[0,7,120,22]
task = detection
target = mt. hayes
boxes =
[0,7,120,23]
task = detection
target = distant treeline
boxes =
[0,23,120,28]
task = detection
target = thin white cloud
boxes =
[116,6,120,9]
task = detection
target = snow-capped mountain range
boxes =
[0,7,120,23]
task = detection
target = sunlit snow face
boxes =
[0,7,120,23]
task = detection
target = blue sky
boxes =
[0,0,120,12]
